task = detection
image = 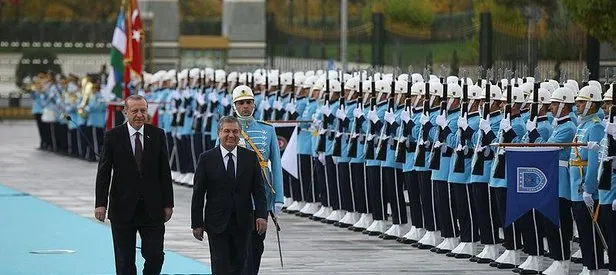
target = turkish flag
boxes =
[123,0,143,99]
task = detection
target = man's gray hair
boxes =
[124,94,147,109]
[218,116,240,132]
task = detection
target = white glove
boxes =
[178,107,186,113]
[332,156,339,165]
[320,105,331,117]
[436,114,447,128]
[208,92,218,103]
[274,202,284,216]
[384,110,395,124]
[221,97,230,107]
[196,94,206,105]
[586,141,601,152]
[336,108,347,120]
[500,118,511,132]
[175,132,182,139]
[367,110,379,123]
[458,115,468,131]
[318,153,326,165]
[433,140,443,149]
[400,109,411,123]
[479,118,491,134]
[526,118,537,132]
[420,113,430,125]
[606,122,616,138]
[583,192,594,208]
[261,99,271,110]
[456,143,465,152]
[273,100,283,111]
[612,199,616,211]
[474,144,485,153]
[353,107,364,119]
[285,102,296,114]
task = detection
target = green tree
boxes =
[563,0,616,46]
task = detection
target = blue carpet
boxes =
[0,184,211,275]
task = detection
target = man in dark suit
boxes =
[95,94,174,275]
[191,116,268,275]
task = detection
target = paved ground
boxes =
[0,120,588,274]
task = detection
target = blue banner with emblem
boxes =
[505,147,560,227]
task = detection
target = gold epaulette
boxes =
[569,160,588,167]
[593,116,599,123]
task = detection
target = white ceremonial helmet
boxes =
[411,73,424,84]
[232,85,255,118]
[551,87,575,118]
[551,87,575,104]
[345,77,361,101]
[604,85,614,102]
[576,85,603,102]
[232,85,254,103]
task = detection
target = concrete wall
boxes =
[223,0,267,65]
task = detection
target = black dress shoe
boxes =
[519,269,540,274]
[497,263,516,269]
[489,261,500,267]
[455,253,472,259]
[446,252,457,257]
[338,223,351,228]
[571,257,583,264]
[382,234,397,240]
[476,257,494,264]
[411,242,422,247]
[417,243,433,249]
[469,256,479,262]
[512,267,521,273]
[368,230,381,236]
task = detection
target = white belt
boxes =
[559,160,569,167]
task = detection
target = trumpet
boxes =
[78,78,93,119]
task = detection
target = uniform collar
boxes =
[536,115,548,123]
[556,116,571,125]
[238,116,256,129]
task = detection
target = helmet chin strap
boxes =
[233,104,255,120]
[582,101,592,117]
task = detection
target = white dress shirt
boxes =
[127,123,144,155]
[220,145,238,176]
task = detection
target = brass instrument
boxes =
[78,77,94,119]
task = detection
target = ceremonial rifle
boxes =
[428,71,449,170]
[493,70,513,179]
[332,70,347,157]
[287,72,299,120]
[316,70,330,153]
[346,71,364,158]
[193,71,205,132]
[471,69,494,175]
[395,67,414,163]
[414,68,432,167]
[273,73,283,120]
[376,76,396,161]
[454,71,470,172]
[364,75,378,160]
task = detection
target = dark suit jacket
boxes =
[95,123,174,224]
[191,145,267,234]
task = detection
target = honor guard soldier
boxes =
[431,78,462,254]
[229,85,284,275]
[400,77,428,244]
[363,76,390,236]
[285,72,309,214]
[448,82,482,258]
[298,76,322,217]
[515,85,554,274]
[570,84,605,275]
[380,76,410,239]
[335,75,362,227]
[415,79,444,249]
[321,77,346,224]
[490,83,526,269]
[349,78,376,231]
[542,86,577,274]
[470,83,503,263]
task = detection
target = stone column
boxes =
[222,0,267,67]
[138,0,180,71]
